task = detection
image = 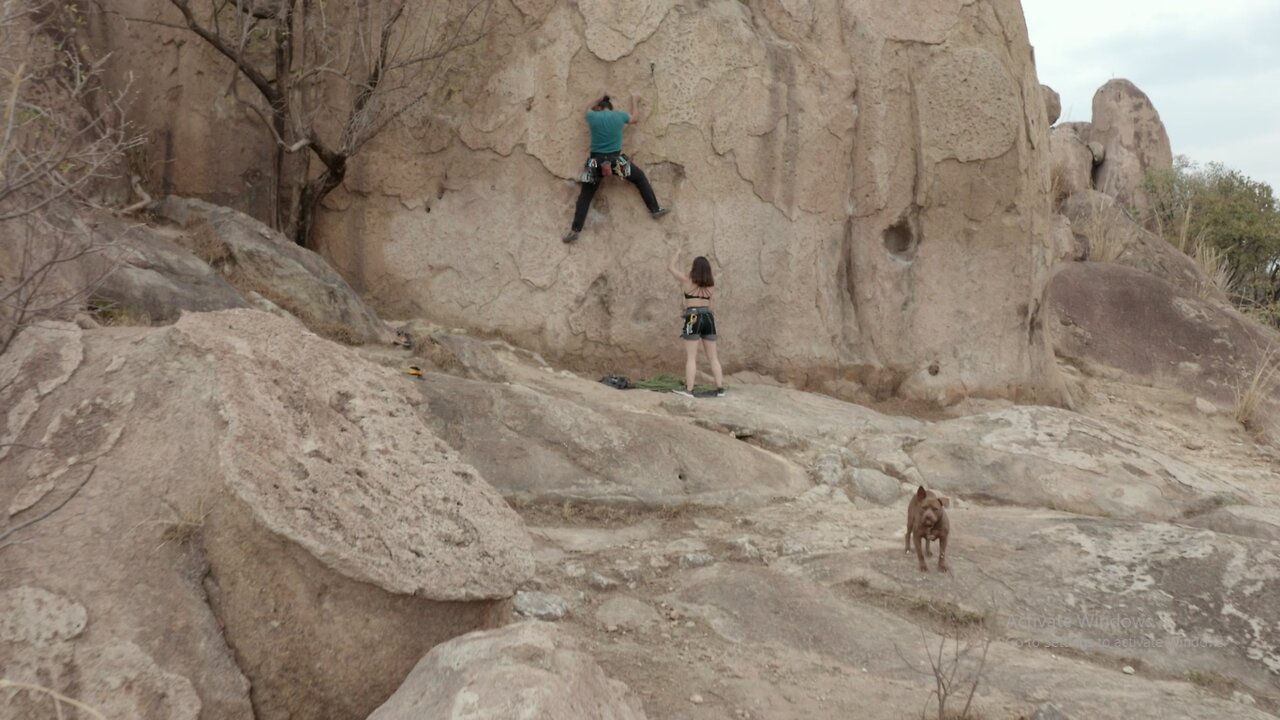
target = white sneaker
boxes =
[672,388,695,398]
[714,387,726,397]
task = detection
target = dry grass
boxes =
[1234,343,1279,432]
[507,496,708,527]
[87,298,153,327]
[1169,205,1237,300]
[156,497,213,550]
[1079,195,1127,263]
[1190,239,1237,299]
[1186,669,1243,695]
[129,495,215,552]
[185,218,233,267]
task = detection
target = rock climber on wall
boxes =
[563,91,669,243]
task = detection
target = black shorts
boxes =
[680,307,717,340]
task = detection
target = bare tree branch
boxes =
[0,466,96,547]
[154,0,496,246]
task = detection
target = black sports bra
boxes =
[683,287,712,300]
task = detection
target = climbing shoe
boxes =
[651,208,670,219]
[672,388,695,398]
[562,230,580,243]
[715,387,726,397]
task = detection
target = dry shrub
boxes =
[184,216,232,267]
[1234,343,1279,432]
[1190,238,1237,300]
[1079,195,1127,263]
[87,298,152,327]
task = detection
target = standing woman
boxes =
[668,249,725,398]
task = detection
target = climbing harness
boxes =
[580,154,633,184]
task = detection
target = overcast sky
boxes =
[1023,1,1280,192]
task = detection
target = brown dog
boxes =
[905,486,950,572]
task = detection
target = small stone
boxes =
[812,452,843,486]
[684,620,695,628]
[796,485,852,506]
[777,539,809,557]
[562,562,586,579]
[649,555,670,569]
[1122,665,1135,675]
[849,467,903,506]
[1087,140,1105,164]
[605,623,619,633]
[679,552,715,568]
[690,694,704,705]
[513,591,568,621]
[587,573,618,591]
[1194,397,1218,416]
[1031,703,1072,720]
[617,565,643,583]
[594,596,661,631]
[1233,691,1256,706]
[728,536,761,562]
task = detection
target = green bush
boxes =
[1143,158,1280,314]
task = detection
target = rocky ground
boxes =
[363,325,1280,720]
[3,310,1276,720]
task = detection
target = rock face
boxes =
[88,0,1059,403]
[367,622,647,720]
[1089,79,1173,213]
[1048,262,1280,424]
[0,311,534,720]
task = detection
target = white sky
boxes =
[1023,0,1280,192]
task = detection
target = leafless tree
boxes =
[895,617,995,720]
[0,0,142,354]
[157,0,494,247]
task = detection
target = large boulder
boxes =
[1061,190,1216,297]
[368,622,647,720]
[88,0,1060,404]
[83,212,249,321]
[1050,126,1095,207]
[1089,79,1173,214]
[151,196,391,344]
[1041,83,1062,125]
[0,311,533,720]
[414,371,810,508]
[1047,262,1280,427]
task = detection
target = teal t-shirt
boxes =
[586,110,630,154]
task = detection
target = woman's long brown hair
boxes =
[690,256,714,287]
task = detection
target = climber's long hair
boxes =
[690,256,714,288]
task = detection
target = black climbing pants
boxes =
[571,154,661,232]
